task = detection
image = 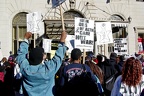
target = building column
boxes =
[127,23,136,54]
[104,44,109,57]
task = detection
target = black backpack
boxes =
[59,64,103,96]
[102,59,119,92]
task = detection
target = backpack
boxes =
[101,59,118,92]
[120,81,144,96]
[60,64,103,96]
[104,71,118,91]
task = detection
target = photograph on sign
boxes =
[27,12,44,34]
[74,17,94,51]
[96,22,113,45]
[42,39,52,53]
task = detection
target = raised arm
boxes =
[16,32,32,65]
[45,31,67,73]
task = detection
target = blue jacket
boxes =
[16,40,67,96]
[59,63,95,86]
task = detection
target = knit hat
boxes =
[110,52,118,60]
[29,47,44,65]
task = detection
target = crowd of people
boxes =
[0,31,144,96]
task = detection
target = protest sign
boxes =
[96,22,113,45]
[74,17,94,51]
[114,38,128,55]
[27,12,44,34]
[42,39,52,53]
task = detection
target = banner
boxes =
[42,39,52,53]
[27,12,44,34]
[66,35,75,53]
[74,17,94,51]
[52,0,66,8]
[114,38,128,55]
[96,22,113,45]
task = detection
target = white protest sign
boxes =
[27,12,44,34]
[96,22,113,45]
[42,39,52,53]
[114,38,128,55]
[66,35,75,53]
[74,17,94,51]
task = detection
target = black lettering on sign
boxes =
[114,48,117,50]
[81,40,93,45]
[85,20,89,23]
[80,31,90,36]
[76,27,79,33]
[80,19,84,22]
[80,27,84,30]
[79,23,84,26]
[85,28,94,32]
[85,23,87,27]
[75,35,86,40]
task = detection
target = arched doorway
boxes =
[108,14,128,55]
[110,14,127,38]
[12,12,35,54]
[44,10,84,58]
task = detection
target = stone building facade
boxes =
[0,0,144,58]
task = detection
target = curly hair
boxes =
[85,60,104,84]
[122,57,142,87]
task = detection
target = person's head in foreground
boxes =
[122,57,142,87]
[71,48,82,63]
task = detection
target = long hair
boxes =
[85,60,104,84]
[1,57,7,62]
[122,57,142,87]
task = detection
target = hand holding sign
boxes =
[24,32,32,39]
[60,31,67,43]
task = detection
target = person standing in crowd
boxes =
[117,55,125,74]
[85,60,104,84]
[0,57,7,66]
[0,61,14,96]
[16,31,67,96]
[58,48,102,96]
[8,56,15,67]
[109,52,118,65]
[96,53,118,96]
[111,57,144,96]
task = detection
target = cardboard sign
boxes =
[42,39,52,53]
[74,17,94,51]
[27,12,44,34]
[114,38,128,55]
[96,22,113,45]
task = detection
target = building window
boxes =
[12,12,34,54]
[63,10,84,19]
